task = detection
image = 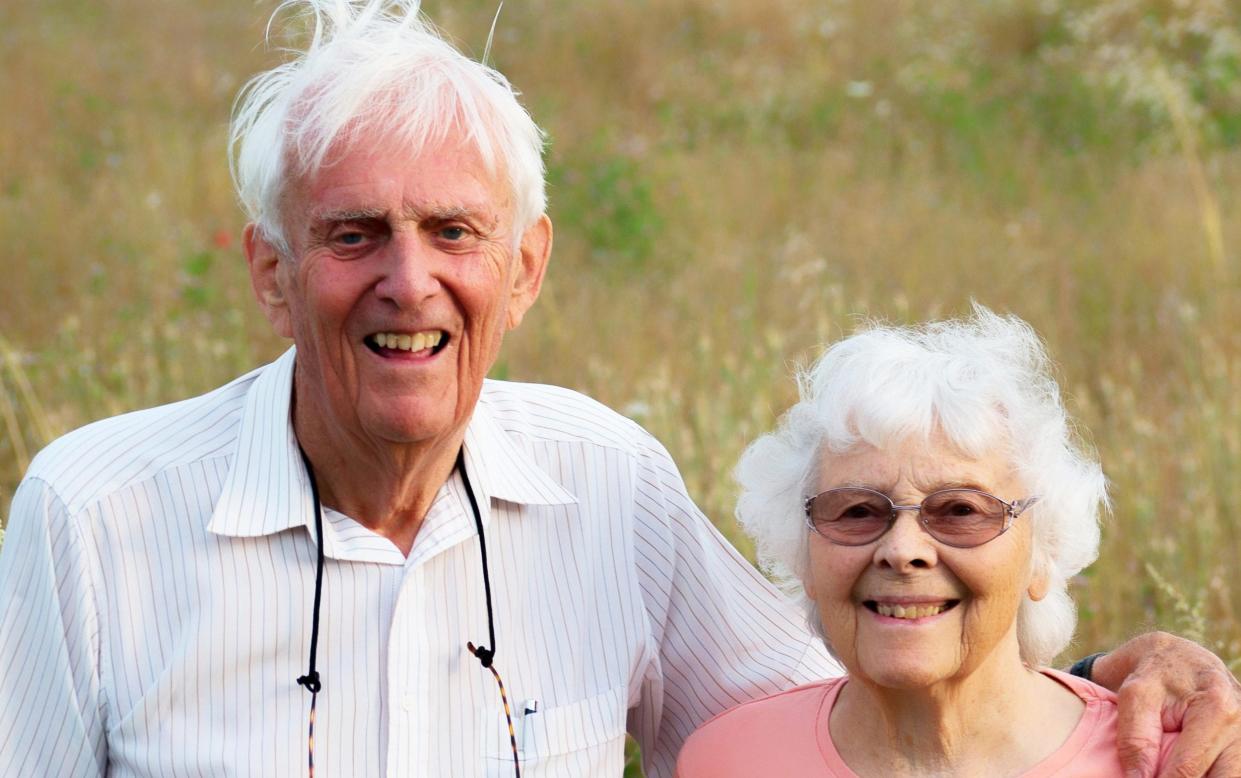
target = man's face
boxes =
[246,131,551,451]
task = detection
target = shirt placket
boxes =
[386,563,430,776]
[384,479,483,776]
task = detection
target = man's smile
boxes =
[364,330,448,357]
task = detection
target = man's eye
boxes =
[336,232,366,246]
[439,226,468,241]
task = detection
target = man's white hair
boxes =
[229,0,547,254]
[735,306,1107,666]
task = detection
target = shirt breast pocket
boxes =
[481,685,628,777]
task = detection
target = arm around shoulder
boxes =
[1091,631,1241,778]
[625,433,831,778]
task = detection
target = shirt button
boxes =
[401,692,417,711]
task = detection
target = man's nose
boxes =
[374,232,441,305]
[872,511,938,572]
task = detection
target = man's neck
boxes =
[291,394,467,558]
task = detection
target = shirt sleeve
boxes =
[625,433,840,778]
[0,477,106,777]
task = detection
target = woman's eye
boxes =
[841,504,882,520]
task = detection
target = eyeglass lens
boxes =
[808,488,1010,547]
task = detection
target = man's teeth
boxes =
[373,331,443,352]
[875,603,949,619]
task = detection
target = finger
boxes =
[1155,684,1236,778]
[1116,678,1172,778]
[1204,744,1241,778]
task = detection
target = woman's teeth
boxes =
[874,602,949,619]
[371,331,443,352]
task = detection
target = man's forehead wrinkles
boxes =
[405,203,467,219]
[401,201,502,226]
[309,204,387,223]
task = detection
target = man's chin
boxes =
[357,406,462,450]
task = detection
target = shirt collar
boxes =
[462,386,578,509]
[207,349,576,543]
[207,347,308,539]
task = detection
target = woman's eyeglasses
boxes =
[803,487,1038,548]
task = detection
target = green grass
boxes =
[2,3,1240,774]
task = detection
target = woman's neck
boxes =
[828,646,1084,777]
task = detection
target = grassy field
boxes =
[2,0,1240,770]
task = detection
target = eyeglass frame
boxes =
[802,486,1039,548]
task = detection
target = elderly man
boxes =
[0,2,1238,777]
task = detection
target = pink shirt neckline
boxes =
[676,666,1179,777]
[815,668,1112,777]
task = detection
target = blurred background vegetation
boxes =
[2,0,1240,771]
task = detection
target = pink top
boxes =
[676,669,1178,777]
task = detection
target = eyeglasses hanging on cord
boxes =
[295,445,521,777]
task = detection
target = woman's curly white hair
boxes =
[735,306,1107,665]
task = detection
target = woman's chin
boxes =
[853,654,957,691]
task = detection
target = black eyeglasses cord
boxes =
[295,445,518,777]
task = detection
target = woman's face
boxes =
[804,431,1047,689]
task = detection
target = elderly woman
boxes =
[677,308,1177,776]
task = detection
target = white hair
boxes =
[229,0,547,254]
[735,306,1107,666]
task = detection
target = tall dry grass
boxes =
[2,6,1239,766]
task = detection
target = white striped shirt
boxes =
[0,348,839,777]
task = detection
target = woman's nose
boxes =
[872,511,938,572]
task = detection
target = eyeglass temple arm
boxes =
[1009,496,1039,517]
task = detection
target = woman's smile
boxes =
[861,598,961,622]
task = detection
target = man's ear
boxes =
[243,223,293,339]
[505,214,552,331]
